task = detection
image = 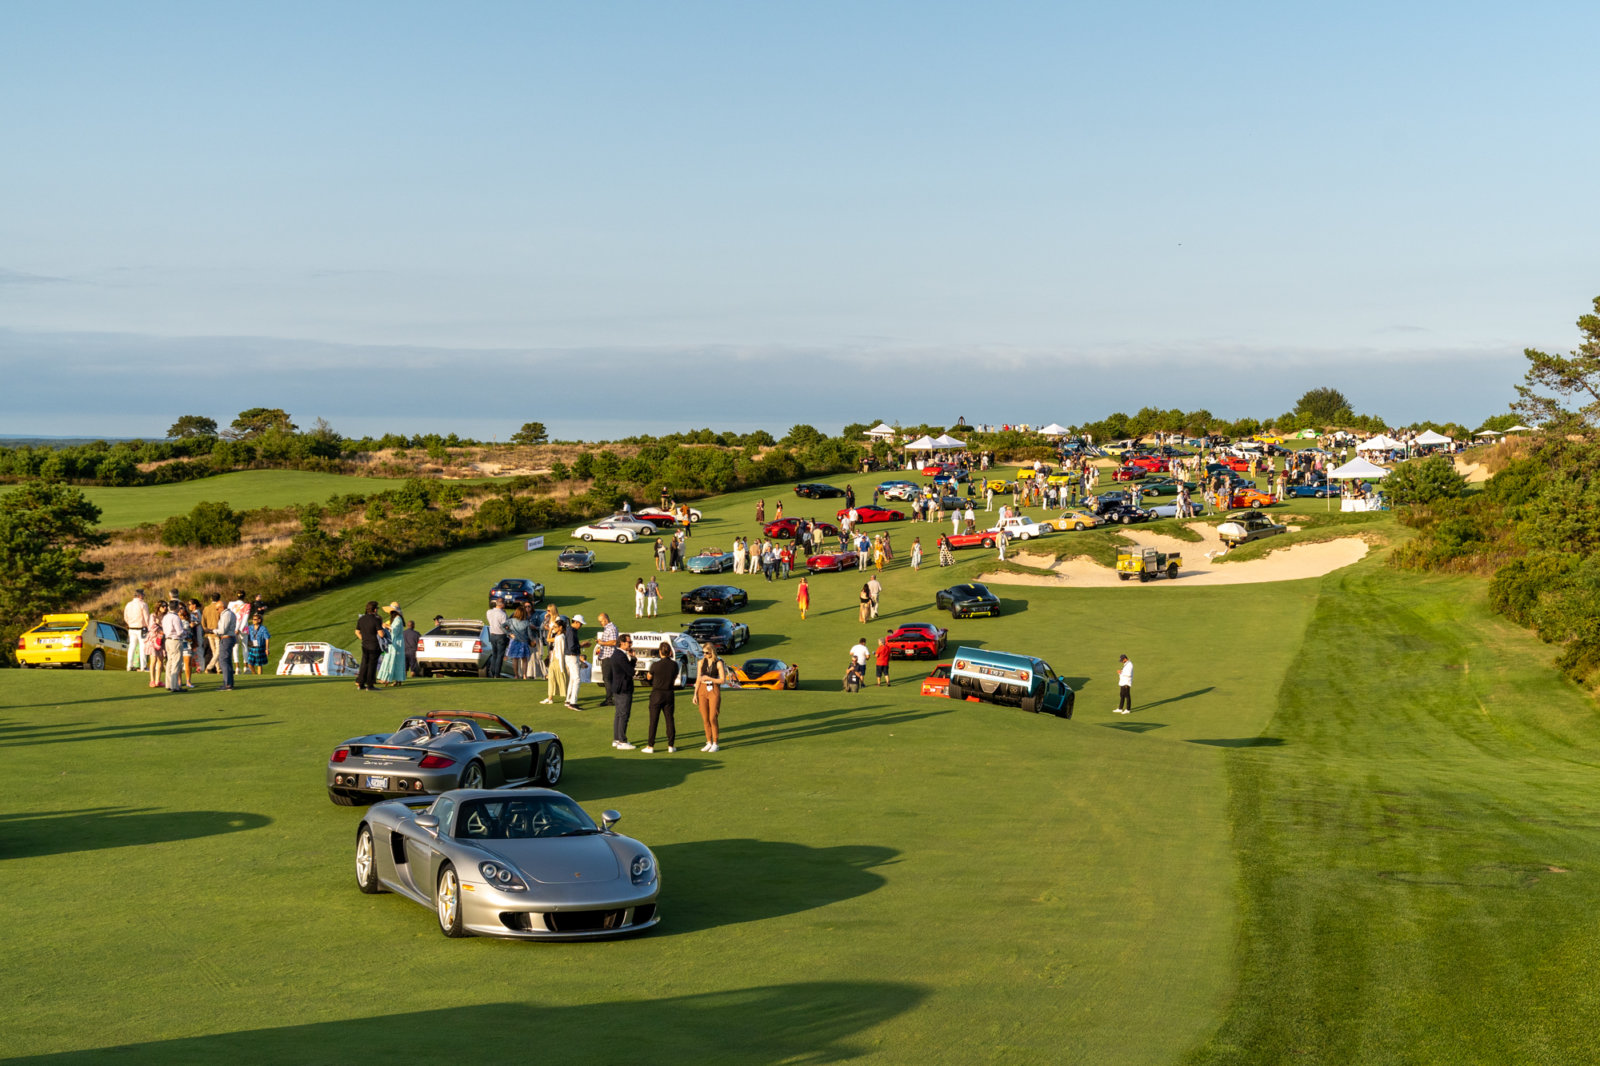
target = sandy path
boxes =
[993,533,1368,588]
[1454,457,1491,483]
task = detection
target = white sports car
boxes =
[573,521,652,544]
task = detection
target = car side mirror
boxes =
[521,725,531,736]
[601,810,621,831]
[415,813,440,833]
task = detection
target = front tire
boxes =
[539,740,564,786]
[582,533,594,541]
[436,863,468,937]
[87,650,105,670]
[1074,523,1085,531]
[355,825,385,894]
[982,538,994,549]
[459,760,485,790]
[619,533,632,544]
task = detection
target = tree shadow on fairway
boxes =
[656,839,899,934]
[0,807,271,860]
[1133,686,1215,710]
[0,714,272,748]
[559,756,721,803]
[1098,721,1168,733]
[739,632,789,655]
[6,981,927,1064]
[726,703,953,747]
[1188,736,1287,748]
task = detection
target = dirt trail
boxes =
[1454,457,1491,483]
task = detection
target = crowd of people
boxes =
[120,587,269,693]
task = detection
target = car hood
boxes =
[483,835,622,885]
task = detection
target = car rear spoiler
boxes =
[348,743,432,758]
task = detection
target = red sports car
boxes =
[836,506,905,524]
[1112,467,1148,482]
[806,550,860,573]
[1126,455,1168,472]
[764,518,842,541]
[944,530,998,550]
[886,622,948,659]
[920,663,980,700]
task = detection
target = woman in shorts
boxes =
[694,645,730,753]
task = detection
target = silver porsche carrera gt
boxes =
[327,710,562,806]
[355,789,661,940]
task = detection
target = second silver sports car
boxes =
[354,788,661,940]
[328,711,563,806]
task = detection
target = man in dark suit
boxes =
[607,634,637,750]
[354,601,383,691]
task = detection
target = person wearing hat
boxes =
[354,601,383,691]
[378,602,406,686]
[563,614,587,711]
[1114,654,1133,714]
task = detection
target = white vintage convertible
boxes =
[276,641,360,677]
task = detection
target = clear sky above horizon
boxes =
[3,1,1597,438]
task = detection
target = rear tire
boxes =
[1167,563,1179,579]
[539,740,564,786]
[582,533,594,541]
[982,538,994,549]
[1074,523,1085,531]
[619,534,632,544]
[355,825,385,894]
[460,761,486,790]
[1020,694,1040,714]
[1139,572,1149,583]
[87,650,105,670]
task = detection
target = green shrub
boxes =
[160,501,242,548]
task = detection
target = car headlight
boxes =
[630,854,656,885]
[478,861,529,892]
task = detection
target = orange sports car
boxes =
[1229,488,1276,509]
[920,663,979,701]
[733,657,800,690]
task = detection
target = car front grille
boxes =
[544,908,631,933]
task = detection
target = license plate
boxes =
[438,641,461,648]
[365,776,390,790]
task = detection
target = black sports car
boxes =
[557,548,596,571]
[680,585,750,614]
[490,578,545,609]
[1097,503,1155,525]
[935,582,1002,619]
[683,616,751,653]
[795,483,846,499]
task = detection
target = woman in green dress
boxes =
[378,602,407,686]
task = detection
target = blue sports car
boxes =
[687,549,736,574]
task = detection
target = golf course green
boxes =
[5,474,1595,1063]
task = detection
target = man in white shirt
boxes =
[227,592,249,666]
[848,637,870,681]
[866,575,882,619]
[161,602,187,692]
[123,590,148,671]
[484,598,509,679]
[1114,654,1134,714]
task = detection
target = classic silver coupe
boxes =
[328,710,562,806]
[355,789,661,939]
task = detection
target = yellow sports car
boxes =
[982,478,1016,494]
[1045,473,1077,486]
[1253,435,1285,445]
[17,613,131,670]
[1045,509,1101,531]
[732,657,801,690]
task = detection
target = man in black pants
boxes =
[643,641,679,754]
[354,601,383,691]
[608,635,637,750]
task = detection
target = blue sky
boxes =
[3,1,1597,438]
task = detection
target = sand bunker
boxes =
[989,524,1368,588]
[1454,457,1491,483]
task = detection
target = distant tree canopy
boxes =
[511,422,549,446]
[1514,294,1600,438]
[168,415,218,439]
[0,481,108,665]
[229,408,297,438]
[1293,387,1354,426]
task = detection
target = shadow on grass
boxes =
[1188,736,1287,748]
[1098,721,1169,733]
[726,702,953,747]
[656,838,898,934]
[5,981,926,1064]
[560,756,721,803]
[1135,686,1216,710]
[0,807,271,860]
[0,714,272,748]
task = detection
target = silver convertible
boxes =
[355,789,661,939]
[327,710,563,806]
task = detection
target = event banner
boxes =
[525,536,545,551]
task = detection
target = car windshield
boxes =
[428,626,480,637]
[742,658,779,674]
[283,649,325,665]
[454,797,598,839]
[32,621,86,633]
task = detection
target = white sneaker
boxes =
[616,741,637,750]
[640,746,654,753]
[611,740,620,748]
[701,743,712,751]
[539,698,553,704]
[667,746,677,753]
[1114,709,1131,714]
[706,743,719,752]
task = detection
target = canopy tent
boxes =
[1357,434,1403,451]
[1474,430,1502,438]
[1039,422,1071,437]
[1412,429,1452,446]
[865,422,896,439]
[1505,424,1534,433]
[903,435,938,450]
[931,434,966,448]
[1328,457,1389,480]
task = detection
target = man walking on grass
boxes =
[123,590,148,671]
[1113,654,1133,714]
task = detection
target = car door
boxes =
[398,797,452,897]
[492,735,535,783]
[97,622,129,669]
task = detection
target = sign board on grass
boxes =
[525,536,545,551]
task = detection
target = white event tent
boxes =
[932,433,966,448]
[865,423,897,441]
[1327,456,1389,512]
[1412,429,1452,449]
[904,435,938,450]
[1039,423,1071,437]
[1474,430,1502,438]
[1505,424,1534,433]
[1357,434,1403,452]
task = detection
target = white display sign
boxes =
[525,536,545,551]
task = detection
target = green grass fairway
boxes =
[4,474,1595,1063]
[83,470,418,528]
